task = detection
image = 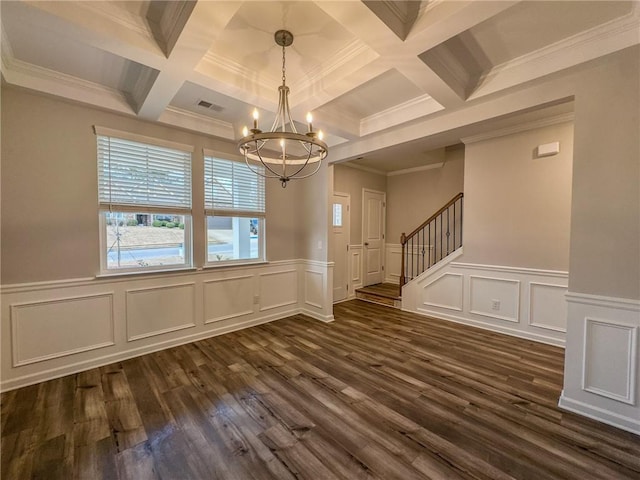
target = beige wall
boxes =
[386,145,465,244]
[1,87,299,284]
[462,121,574,271]
[333,164,386,244]
[295,161,331,262]
[569,46,640,300]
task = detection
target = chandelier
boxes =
[238,30,328,188]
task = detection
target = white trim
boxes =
[468,275,520,323]
[528,282,568,333]
[1,308,300,393]
[421,272,464,312]
[93,125,195,152]
[451,262,568,278]
[558,393,640,436]
[461,113,574,144]
[408,307,565,347]
[203,275,255,324]
[338,162,387,176]
[386,162,445,177]
[10,293,115,367]
[582,318,637,405]
[160,107,235,141]
[565,291,640,311]
[125,282,197,342]
[0,259,301,294]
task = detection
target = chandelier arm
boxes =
[252,145,288,179]
[285,157,324,180]
[281,148,314,180]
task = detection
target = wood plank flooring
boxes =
[2,300,639,479]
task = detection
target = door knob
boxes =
[364,242,369,246]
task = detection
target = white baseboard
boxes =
[407,307,565,347]
[558,392,640,436]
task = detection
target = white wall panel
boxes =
[259,270,298,311]
[402,257,567,346]
[350,245,362,291]
[304,270,324,309]
[583,318,637,404]
[469,276,520,323]
[10,293,114,366]
[126,283,196,341]
[204,275,254,324]
[529,282,567,332]
[421,273,463,311]
[385,244,402,283]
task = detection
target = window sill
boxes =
[96,267,197,279]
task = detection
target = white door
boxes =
[362,189,385,286]
[332,192,350,302]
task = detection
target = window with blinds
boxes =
[204,156,265,216]
[204,155,265,264]
[97,135,192,212]
[95,129,193,273]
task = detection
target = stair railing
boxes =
[400,192,463,292]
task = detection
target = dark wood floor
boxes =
[2,300,639,480]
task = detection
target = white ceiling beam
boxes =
[136,2,243,120]
[19,1,166,69]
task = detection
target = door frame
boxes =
[361,188,386,287]
[332,191,350,303]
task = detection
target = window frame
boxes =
[95,126,194,275]
[203,151,266,267]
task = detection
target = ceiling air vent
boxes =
[197,100,224,112]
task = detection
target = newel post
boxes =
[400,232,406,297]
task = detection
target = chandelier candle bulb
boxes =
[252,109,259,130]
[306,113,313,132]
[242,126,248,137]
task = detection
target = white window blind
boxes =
[97,135,192,212]
[204,156,265,216]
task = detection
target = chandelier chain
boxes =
[281,43,286,86]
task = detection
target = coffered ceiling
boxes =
[2,1,638,171]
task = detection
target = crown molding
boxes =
[360,94,443,136]
[386,162,444,177]
[2,56,134,114]
[461,112,575,145]
[201,51,277,93]
[159,106,235,140]
[337,161,387,176]
[74,2,152,38]
[292,39,377,94]
[471,5,640,100]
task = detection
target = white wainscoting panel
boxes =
[10,293,114,366]
[421,273,463,311]
[402,255,568,346]
[1,260,333,392]
[560,292,640,435]
[350,245,363,294]
[304,270,324,309]
[469,276,520,323]
[259,270,298,311]
[583,318,637,405]
[385,244,402,284]
[204,275,254,324]
[126,283,196,341]
[529,282,567,332]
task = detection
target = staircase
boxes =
[354,192,464,309]
[355,283,402,308]
[400,192,464,287]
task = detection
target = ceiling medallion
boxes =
[238,30,328,188]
